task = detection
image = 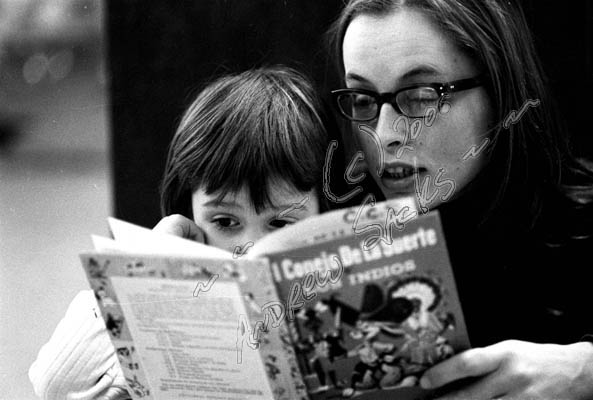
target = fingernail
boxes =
[420,376,432,389]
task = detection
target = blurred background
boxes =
[0,1,109,399]
[0,1,591,399]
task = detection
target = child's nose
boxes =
[237,227,267,250]
[247,226,268,243]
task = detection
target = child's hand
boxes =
[420,340,593,399]
[153,214,206,243]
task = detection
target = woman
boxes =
[327,0,593,398]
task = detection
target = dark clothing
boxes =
[335,169,593,348]
[438,191,593,347]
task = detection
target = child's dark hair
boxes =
[160,66,329,218]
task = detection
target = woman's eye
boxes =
[353,94,374,108]
[408,88,439,102]
[212,217,240,230]
[408,95,435,103]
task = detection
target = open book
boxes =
[81,196,470,400]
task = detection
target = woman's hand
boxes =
[420,340,593,399]
[152,214,205,242]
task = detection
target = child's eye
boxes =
[212,216,240,230]
[268,219,296,229]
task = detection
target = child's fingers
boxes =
[153,214,205,242]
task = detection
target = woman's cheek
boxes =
[357,134,381,172]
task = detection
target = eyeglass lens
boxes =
[338,93,377,121]
[338,87,441,120]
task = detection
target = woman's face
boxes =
[191,181,319,253]
[342,9,493,210]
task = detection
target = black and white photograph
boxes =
[1,1,593,399]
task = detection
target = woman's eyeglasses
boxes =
[331,75,485,121]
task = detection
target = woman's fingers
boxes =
[420,346,503,390]
[422,340,593,399]
[433,367,508,400]
[153,214,205,242]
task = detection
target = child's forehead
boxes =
[266,180,317,204]
[194,182,318,211]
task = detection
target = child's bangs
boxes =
[171,67,328,216]
[196,120,322,213]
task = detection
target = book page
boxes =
[107,217,231,259]
[92,234,123,252]
[110,276,274,399]
[81,252,308,400]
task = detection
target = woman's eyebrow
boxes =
[345,71,370,83]
[346,65,442,87]
[399,65,441,82]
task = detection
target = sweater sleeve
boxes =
[29,290,130,400]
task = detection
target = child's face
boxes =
[191,182,319,253]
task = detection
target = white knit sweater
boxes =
[29,290,130,400]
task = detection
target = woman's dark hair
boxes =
[160,66,329,218]
[328,0,593,240]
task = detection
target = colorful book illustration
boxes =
[81,197,469,399]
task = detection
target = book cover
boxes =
[264,211,469,400]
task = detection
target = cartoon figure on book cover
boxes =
[105,312,125,339]
[340,294,416,397]
[116,346,139,371]
[294,277,456,399]
[388,278,456,373]
[126,375,150,398]
[296,305,349,392]
[92,280,118,308]
[88,257,109,280]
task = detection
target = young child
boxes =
[29,66,329,400]
[157,66,328,251]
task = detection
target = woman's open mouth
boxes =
[379,163,425,192]
[384,165,416,179]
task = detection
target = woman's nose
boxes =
[375,102,408,152]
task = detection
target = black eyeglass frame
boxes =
[331,75,486,121]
